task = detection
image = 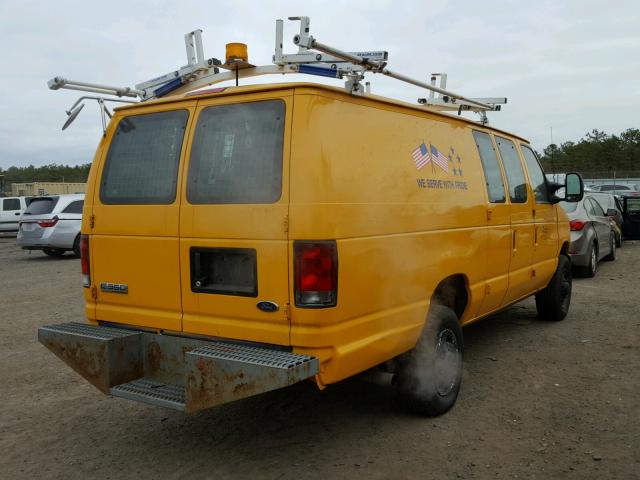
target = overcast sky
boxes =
[0,0,638,169]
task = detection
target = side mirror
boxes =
[549,172,584,204]
[606,208,617,217]
[564,172,584,203]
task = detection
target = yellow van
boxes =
[39,81,584,416]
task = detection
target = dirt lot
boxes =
[0,236,638,480]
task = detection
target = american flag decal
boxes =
[430,144,449,173]
[411,142,431,170]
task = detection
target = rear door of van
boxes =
[91,101,197,332]
[179,92,292,346]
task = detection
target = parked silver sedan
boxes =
[17,194,84,257]
[561,196,616,277]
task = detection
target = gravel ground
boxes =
[1,236,638,480]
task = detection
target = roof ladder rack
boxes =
[48,15,507,129]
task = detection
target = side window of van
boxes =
[520,145,549,203]
[100,110,189,204]
[495,136,528,203]
[472,131,506,203]
[187,100,285,204]
[3,198,20,211]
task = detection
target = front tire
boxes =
[535,255,572,321]
[395,304,463,416]
[42,248,65,257]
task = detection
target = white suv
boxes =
[17,194,85,256]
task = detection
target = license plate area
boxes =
[190,247,257,297]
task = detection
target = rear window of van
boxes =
[100,110,189,204]
[24,197,59,215]
[187,100,285,204]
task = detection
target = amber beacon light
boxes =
[225,43,248,64]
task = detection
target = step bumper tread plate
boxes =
[185,343,319,413]
[111,379,186,411]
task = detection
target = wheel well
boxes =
[431,275,468,320]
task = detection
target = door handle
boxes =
[15,212,20,215]
[512,230,517,249]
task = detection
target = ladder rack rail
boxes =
[293,33,494,110]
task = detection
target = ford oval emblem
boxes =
[257,301,279,313]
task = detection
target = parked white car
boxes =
[17,194,85,256]
[0,196,29,232]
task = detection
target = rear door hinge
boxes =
[283,214,289,233]
[89,214,95,229]
[284,303,291,322]
[90,285,98,299]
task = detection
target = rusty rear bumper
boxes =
[38,322,318,413]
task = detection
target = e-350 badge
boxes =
[100,282,129,294]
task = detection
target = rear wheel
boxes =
[579,241,597,278]
[395,304,463,416]
[43,248,65,257]
[535,255,572,321]
[605,232,616,261]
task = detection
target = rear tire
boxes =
[43,248,65,257]
[605,232,616,261]
[579,241,597,278]
[395,304,463,416]
[73,235,81,258]
[535,255,572,321]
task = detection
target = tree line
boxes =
[0,164,91,192]
[539,128,640,178]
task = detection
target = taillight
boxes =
[570,220,586,231]
[37,216,59,228]
[80,235,91,287]
[294,241,338,308]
